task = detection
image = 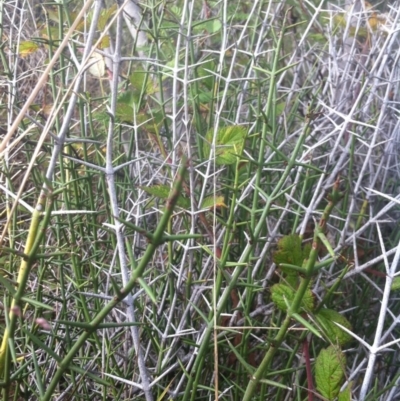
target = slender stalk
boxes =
[251,12,287,232]
[0,187,53,384]
[41,160,187,401]
[242,177,342,401]
[105,4,153,400]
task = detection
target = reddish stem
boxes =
[303,338,314,401]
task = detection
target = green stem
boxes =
[251,12,287,232]
[40,160,187,401]
[242,177,342,401]
[0,187,53,388]
[182,111,315,401]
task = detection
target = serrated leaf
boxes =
[18,41,39,57]
[315,345,346,401]
[285,274,299,289]
[129,72,147,92]
[115,102,135,122]
[315,309,352,346]
[114,90,136,122]
[270,283,314,312]
[271,284,294,311]
[118,89,136,105]
[203,125,246,165]
[200,195,226,210]
[273,234,305,274]
[170,5,182,18]
[75,5,116,33]
[98,4,117,30]
[140,185,190,209]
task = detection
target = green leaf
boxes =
[117,89,136,106]
[271,284,293,311]
[203,125,246,165]
[98,4,117,30]
[338,382,352,401]
[200,195,226,210]
[391,276,400,291]
[170,5,182,18]
[98,35,110,50]
[315,345,346,401]
[193,18,222,34]
[18,41,39,57]
[273,234,306,274]
[129,72,151,104]
[270,283,314,312]
[140,185,170,199]
[115,102,135,122]
[275,101,286,117]
[315,309,352,346]
[138,111,165,134]
[285,274,300,289]
[114,90,136,121]
[196,91,213,104]
[308,33,328,43]
[196,59,216,90]
[140,185,190,209]
[111,87,164,128]
[129,72,145,90]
